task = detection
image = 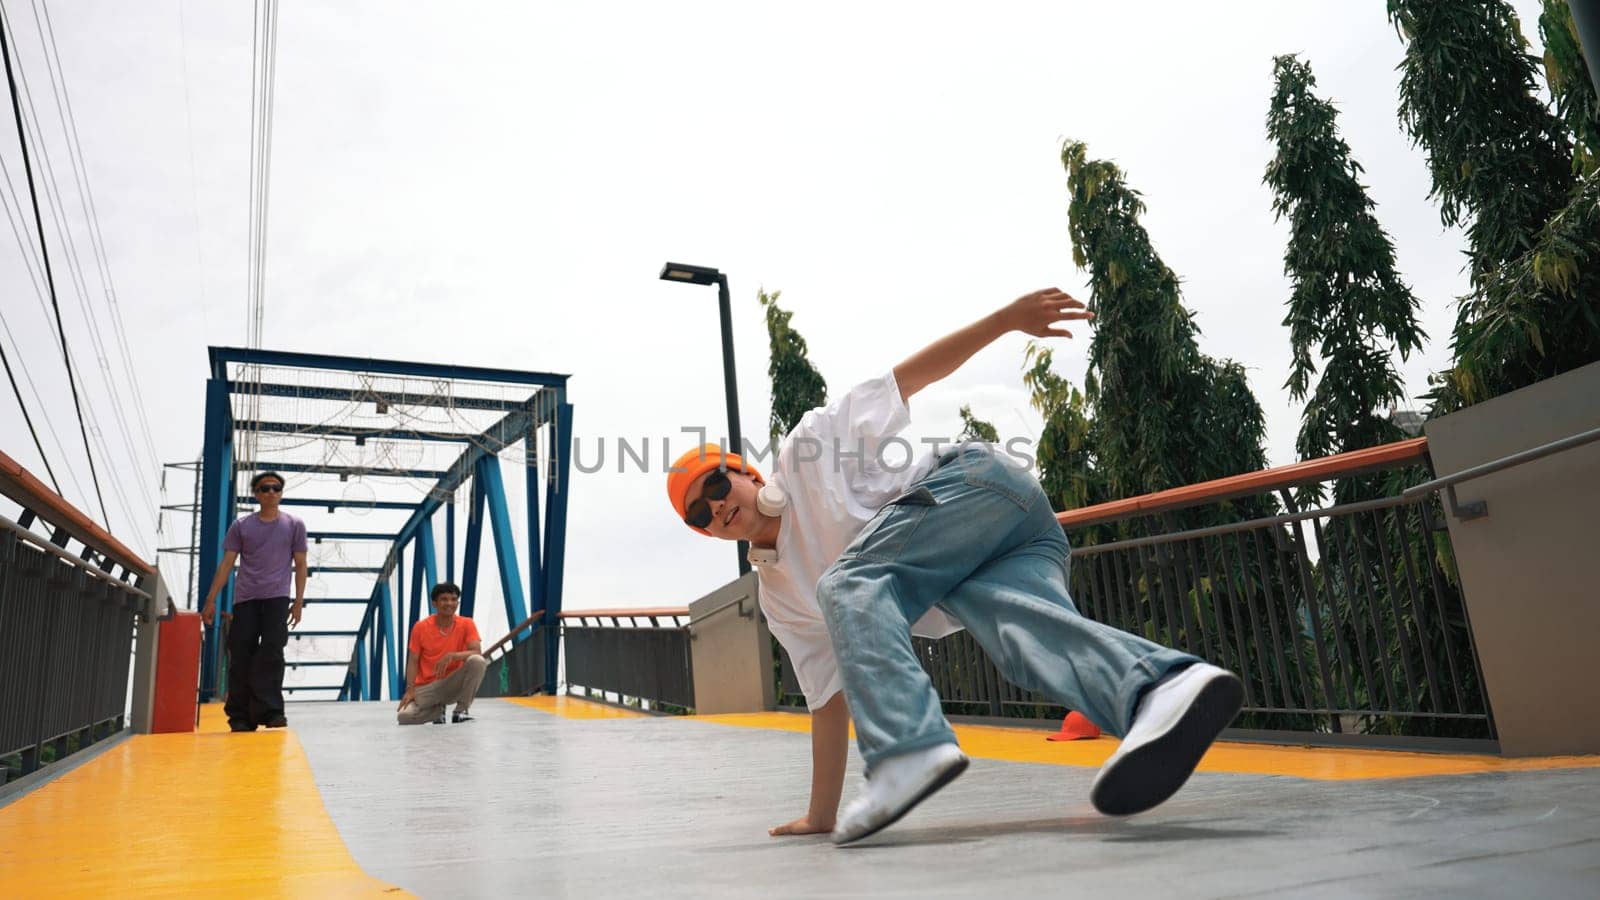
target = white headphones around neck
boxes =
[747,482,787,567]
[755,483,787,517]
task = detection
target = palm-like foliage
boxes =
[1390,0,1573,285]
[759,289,828,443]
[956,405,999,444]
[1060,140,1268,512]
[1021,342,1100,517]
[1539,0,1600,176]
[1265,54,1426,503]
[1390,0,1600,412]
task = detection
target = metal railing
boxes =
[1,450,163,781]
[775,438,1501,747]
[478,611,547,698]
[1066,490,1492,743]
[560,608,694,710]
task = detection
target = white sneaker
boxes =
[1090,663,1242,817]
[831,743,969,845]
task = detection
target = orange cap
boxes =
[1045,710,1102,741]
[666,444,764,535]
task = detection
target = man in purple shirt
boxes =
[202,471,308,732]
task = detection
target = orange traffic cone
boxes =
[1046,710,1101,741]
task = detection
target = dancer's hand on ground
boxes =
[999,287,1092,339]
[769,815,833,837]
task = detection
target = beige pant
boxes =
[398,655,488,725]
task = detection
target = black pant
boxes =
[224,597,289,726]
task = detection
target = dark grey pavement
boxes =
[287,701,1600,899]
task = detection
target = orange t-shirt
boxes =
[409,615,482,686]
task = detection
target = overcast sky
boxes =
[0,1,1559,648]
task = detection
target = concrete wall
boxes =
[1425,361,1600,756]
[127,571,172,734]
[688,573,775,714]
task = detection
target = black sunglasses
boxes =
[684,471,732,529]
[255,483,284,494]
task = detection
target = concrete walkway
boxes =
[297,699,1599,899]
[4,697,1598,898]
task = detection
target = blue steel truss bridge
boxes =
[197,346,572,703]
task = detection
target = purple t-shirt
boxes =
[223,512,308,602]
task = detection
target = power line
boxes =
[243,0,279,471]
[0,322,59,492]
[32,0,164,475]
[0,306,83,501]
[174,0,212,342]
[1,4,161,512]
[0,172,91,505]
[0,0,109,526]
[0,4,159,540]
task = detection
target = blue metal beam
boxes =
[224,380,528,411]
[309,532,398,541]
[210,346,569,388]
[198,377,235,701]
[347,601,376,701]
[410,523,437,638]
[418,522,438,595]
[380,582,401,700]
[373,406,540,576]
[232,461,448,479]
[446,501,455,582]
[459,475,487,619]
[367,590,384,701]
[396,541,405,647]
[239,497,419,510]
[232,421,481,443]
[541,397,573,692]
[476,455,528,632]
[525,417,543,646]
[408,534,425,640]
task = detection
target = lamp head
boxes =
[659,262,722,286]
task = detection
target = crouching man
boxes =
[398,582,487,725]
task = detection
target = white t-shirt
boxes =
[757,371,965,710]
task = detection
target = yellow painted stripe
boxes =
[500,695,649,719]
[0,708,408,899]
[692,711,1600,780]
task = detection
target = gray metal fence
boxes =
[1,519,145,777]
[561,610,694,710]
[479,614,550,698]
[1066,492,1491,743]
[777,440,1496,748]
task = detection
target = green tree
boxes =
[1021,342,1100,515]
[1539,0,1600,176]
[956,405,999,443]
[1265,54,1426,503]
[759,288,827,444]
[1390,0,1573,286]
[1457,171,1600,399]
[1391,0,1600,411]
[1060,140,1269,508]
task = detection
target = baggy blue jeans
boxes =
[816,445,1201,768]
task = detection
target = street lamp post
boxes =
[660,262,750,576]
